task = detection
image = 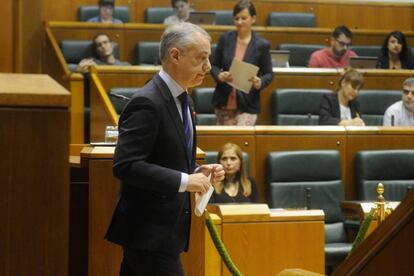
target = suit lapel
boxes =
[154,74,191,168]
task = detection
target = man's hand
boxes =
[198,164,225,184]
[76,58,96,73]
[187,173,211,195]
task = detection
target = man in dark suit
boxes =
[105,22,225,275]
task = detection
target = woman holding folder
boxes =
[319,67,366,126]
[210,0,273,125]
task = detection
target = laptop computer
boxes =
[187,12,216,25]
[270,50,290,67]
[349,56,378,69]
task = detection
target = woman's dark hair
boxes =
[381,31,410,61]
[233,0,256,17]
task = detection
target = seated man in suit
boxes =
[383,77,414,126]
[87,0,123,23]
[164,0,191,25]
[308,25,357,68]
[76,33,129,73]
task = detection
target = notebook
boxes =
[349,56,378,69]
[187,12,216,25]
[270,50,290,67]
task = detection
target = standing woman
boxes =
[211,0,273,125]
[376,31,414,69]
[319,67,365,126]
[210,143,259,203]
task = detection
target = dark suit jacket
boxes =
[319,93,360,125]
[105,74,196,256]
[211,31,273,114]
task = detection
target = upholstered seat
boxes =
[357,90,401,125]
[355,150,414,201]
[108,87,140,114]
[78,5,130,22]
[209,10,233,25]
[60,40,120,72]
[266,150,352,269]
[144,7,174,23]
[271,89,332,125]
[135,42,160,65]
[277,44,325,67]
[350,45,381,58]
[267,12,316,27]
[191,87,216,125]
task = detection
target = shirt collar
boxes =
[159,68,186,99]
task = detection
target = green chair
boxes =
[271,88,332,125]
[191,87,216,125]
[267,12,316,27]
[135,42,160,65]
[277,44,325,67]
[108,87,140,114]
[355,150,414,201]
[210,10,233,25]
[78,5,130,22]
[357,90,401,125]
[266,150,351,269]
[350,45,381,57]
[144,7,174,23]
[60,40,120,72]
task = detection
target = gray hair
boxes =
[403,77,414,87]
[159,22,211,63]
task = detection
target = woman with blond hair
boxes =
[210,143,258,203]
[319,67,365,126]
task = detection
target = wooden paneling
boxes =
[0,74,70,276]
[317,3,412,30]
[0,0,13,72]
[88,159,123,276]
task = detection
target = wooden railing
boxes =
[333,189,414,275]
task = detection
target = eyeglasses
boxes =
[335,39,352,48]
[403,89,414,96]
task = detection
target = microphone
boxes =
[109,93,131,101]
[391,115,395,126]
[307,113,312,125]
[305,187,312,210]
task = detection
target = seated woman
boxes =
[376,31,414,70]
[210,143,259,203]
[319,67,366,126]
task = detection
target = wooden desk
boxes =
[77,146,325,276]
[0,74,70,276]
[196,126,414,200]
[207,204,325,275]
[86,66,414,142]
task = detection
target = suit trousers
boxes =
[120,247,184,276]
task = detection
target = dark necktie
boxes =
[178,92,192,158]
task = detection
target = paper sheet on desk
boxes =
[194,174,214,217]
[228,59,259,94]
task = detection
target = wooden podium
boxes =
[0,74,70,276]
[77,145,325,276]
